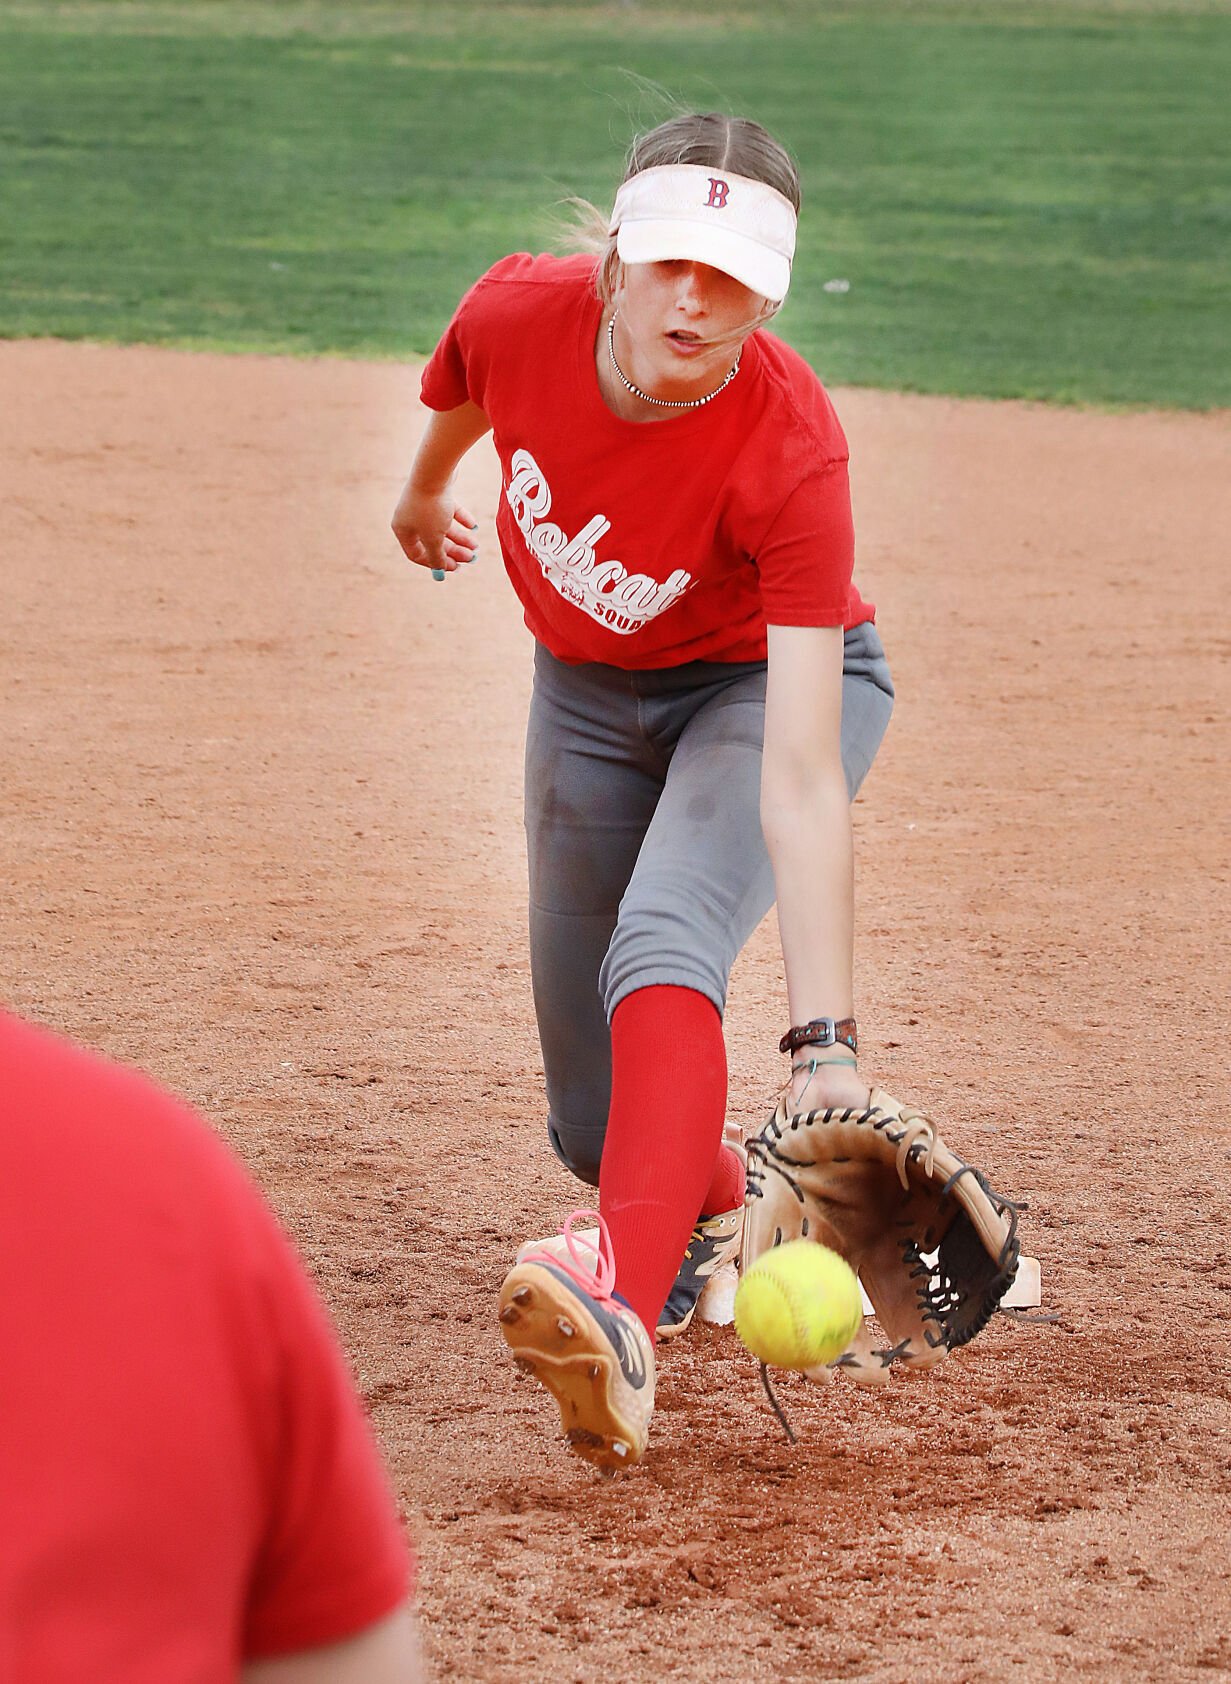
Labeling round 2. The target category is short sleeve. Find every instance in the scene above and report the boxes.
[419,267,504,413]
[242,1218,412,1660]
[753,461,855,627]
[420,306,475,411]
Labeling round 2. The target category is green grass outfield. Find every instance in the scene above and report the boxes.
[1,0,1228,407]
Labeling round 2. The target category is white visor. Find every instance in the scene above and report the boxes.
[609,163,797,303]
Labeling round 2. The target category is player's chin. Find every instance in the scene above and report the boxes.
[653,346,728,395]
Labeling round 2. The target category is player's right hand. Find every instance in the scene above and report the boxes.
[390,481,479,574]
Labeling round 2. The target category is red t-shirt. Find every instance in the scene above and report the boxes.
[420,253,874,668]
[0,1010,411,1682]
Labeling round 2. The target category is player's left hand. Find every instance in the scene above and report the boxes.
[786,1055,868,1113]
[743,1084,1022,1387]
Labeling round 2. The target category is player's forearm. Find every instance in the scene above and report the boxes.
[761,767,855,1023]
[404,401,491,494]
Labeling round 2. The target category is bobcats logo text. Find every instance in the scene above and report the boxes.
[504,449,694,635]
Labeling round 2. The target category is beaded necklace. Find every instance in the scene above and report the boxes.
[607,312,740,410]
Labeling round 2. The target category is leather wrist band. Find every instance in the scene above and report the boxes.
[779,1017,858,1056]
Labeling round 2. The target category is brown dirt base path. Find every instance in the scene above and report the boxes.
[3,339,1230,1681]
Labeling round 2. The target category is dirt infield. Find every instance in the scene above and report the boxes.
[3,339,1229,1681]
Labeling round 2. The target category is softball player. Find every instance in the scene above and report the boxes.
[392,113,895,1469]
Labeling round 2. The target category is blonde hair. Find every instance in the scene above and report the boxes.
[565,112,801,336]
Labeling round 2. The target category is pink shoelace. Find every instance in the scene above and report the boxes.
[520,1208,619,1307]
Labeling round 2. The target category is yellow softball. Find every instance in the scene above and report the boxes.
[734,1240,863,1370]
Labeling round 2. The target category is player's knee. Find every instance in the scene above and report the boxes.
[546,1112,605,1187]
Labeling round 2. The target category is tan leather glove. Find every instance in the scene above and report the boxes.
[744,1088,1022,1386]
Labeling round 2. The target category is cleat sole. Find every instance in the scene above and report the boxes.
[497,1263,648,1470]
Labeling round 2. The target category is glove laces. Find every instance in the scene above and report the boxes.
[892,1107,937,1190]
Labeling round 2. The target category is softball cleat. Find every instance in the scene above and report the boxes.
[515,1212,741,1339]
[656,1204,743,1339]
[517,1143,745,1339]
[498,1211,655,1471]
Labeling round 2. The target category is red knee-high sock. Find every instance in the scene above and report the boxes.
[700,1141,746,1218]
[599,985,727,1341]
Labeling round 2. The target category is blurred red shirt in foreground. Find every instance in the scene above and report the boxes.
[0,1009,412,1681]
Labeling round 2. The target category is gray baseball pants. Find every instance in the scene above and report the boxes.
[525,620,895,1186]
